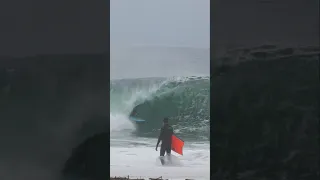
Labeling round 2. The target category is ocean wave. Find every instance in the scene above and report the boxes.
[110,76,210,141]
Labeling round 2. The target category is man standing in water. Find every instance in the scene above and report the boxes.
[156,117,173,165]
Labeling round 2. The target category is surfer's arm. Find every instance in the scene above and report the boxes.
[156,128,163,147]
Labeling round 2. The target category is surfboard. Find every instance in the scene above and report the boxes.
[129,116,146,122]
[171,135,184,155]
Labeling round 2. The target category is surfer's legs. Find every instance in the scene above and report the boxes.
[159,147,166,165]
[160,147,166,156]
[165,146,171,154]
[166,146,172,162]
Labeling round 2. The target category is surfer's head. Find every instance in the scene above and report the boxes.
[163,117,169,125]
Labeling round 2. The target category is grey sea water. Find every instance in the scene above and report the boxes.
[110,46,210,179]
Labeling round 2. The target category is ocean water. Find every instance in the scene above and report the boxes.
[110,76,210,179]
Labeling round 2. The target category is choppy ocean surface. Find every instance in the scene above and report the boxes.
[110,76,210,179]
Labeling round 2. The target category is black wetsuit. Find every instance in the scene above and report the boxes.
[157,124,173,157]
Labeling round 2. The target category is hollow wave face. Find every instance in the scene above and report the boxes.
[110,76,210,141]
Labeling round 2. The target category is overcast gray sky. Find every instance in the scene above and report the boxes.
[110,0,210,48]
[110,0,210,79]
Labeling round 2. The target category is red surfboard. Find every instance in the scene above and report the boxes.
[171,135,184,155]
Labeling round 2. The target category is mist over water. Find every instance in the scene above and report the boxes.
[110,46,210,80]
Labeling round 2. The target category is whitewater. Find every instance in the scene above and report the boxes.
[110,76,210,179]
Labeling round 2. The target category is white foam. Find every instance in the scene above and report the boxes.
[110,79,166,134]
[110,113,136,133]
[110,146,210,180]
[110,76,210,179]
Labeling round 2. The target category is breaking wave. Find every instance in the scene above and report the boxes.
[110,76,210,141]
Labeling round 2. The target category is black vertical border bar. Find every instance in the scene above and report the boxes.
[209,0,219,179]
[209,0,213,178]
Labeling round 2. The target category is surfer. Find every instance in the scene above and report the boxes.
[129,109,138,117]
[155,117,173,165]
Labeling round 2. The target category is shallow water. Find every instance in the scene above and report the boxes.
[110,144,210,179]
[110,76,210,179]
